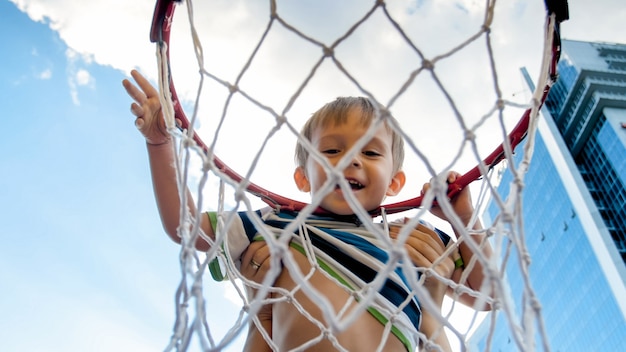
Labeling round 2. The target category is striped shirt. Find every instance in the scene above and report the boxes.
[207,208,451,351]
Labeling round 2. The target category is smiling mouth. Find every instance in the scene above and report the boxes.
[335,179,364,190]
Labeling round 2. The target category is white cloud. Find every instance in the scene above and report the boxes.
[37,68,52,79]
[64,48,95,105]
[75,68,93,86]
[11,0,157,78]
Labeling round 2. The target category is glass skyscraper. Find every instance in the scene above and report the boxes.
[468,40,626,351]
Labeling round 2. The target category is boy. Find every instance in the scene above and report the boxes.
[123,69,492,351]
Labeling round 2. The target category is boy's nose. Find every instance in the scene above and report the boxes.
[350,155,362,168]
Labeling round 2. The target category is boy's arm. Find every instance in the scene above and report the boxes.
[425,172,494,309]
[420,308,453,352]
[242,303,273,352]
[241,241,274,352]
[449,216,493,309]
[389,225,453,352]
[123,70,213,251]
[147,142,213,251]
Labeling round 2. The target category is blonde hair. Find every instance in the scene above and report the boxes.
[295,97,404,173]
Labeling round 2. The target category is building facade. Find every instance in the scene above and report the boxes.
[468,40,626,351]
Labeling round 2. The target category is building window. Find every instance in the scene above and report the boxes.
[575,113,626,260]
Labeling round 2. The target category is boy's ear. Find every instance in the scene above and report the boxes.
[386,170,406,197]
[293,167,311,192]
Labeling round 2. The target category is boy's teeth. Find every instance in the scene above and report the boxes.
[335,179,363,190]
[348,180,363,189]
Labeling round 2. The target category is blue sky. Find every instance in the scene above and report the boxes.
[1,0,624,351]
[0,1,245,351]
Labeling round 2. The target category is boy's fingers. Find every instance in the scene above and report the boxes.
[403,232,443,262]
[121,79,137,99]
[123,79,149,105]
[253,243,270,265]
[130,102,143,117]
[243,241,270,268]
[404,245,428,267]
[418,224,444,243]
[135,118,144,129]
[447,171,461,184]
[131,69,158,97]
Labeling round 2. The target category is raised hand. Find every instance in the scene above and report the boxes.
[423,171,475,225]
[122,70,170,145]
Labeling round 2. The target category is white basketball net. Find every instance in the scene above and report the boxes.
[152,0,559,351]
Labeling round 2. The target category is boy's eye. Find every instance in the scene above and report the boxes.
[322,149,340,155]
[363,150,382,157]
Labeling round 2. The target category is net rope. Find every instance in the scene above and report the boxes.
[152,0,560,350]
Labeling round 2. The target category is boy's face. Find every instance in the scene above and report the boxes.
[294,109,405,215]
